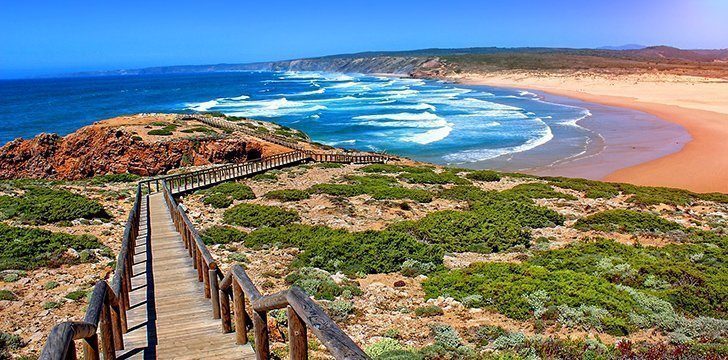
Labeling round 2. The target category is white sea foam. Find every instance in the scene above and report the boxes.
[402,126,453,144]
[443,119,554,162]
[353,112,441,122]
[287,88,326,97]
[518,90,538,97]
[187,100,218,111]
[226,95,250,101]
[558,109,592,128]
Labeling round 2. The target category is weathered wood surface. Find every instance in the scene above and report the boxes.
[118,194,255,359]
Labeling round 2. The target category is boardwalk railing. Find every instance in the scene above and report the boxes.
[40,152,374,359]
[160,172,369,359]
[178,114,305,150]
[39,184,144,360]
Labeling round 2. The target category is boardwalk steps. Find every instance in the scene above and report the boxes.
[39,151,377,360]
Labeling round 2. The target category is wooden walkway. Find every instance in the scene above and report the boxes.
[118,193,255,359]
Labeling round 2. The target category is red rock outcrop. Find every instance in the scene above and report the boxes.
[0,126,273,180]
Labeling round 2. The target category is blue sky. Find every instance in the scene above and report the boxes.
[1,0,727,78]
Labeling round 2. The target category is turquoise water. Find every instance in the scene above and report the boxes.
[0,71,595,167]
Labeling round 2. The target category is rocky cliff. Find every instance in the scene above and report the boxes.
[0,126,268,180]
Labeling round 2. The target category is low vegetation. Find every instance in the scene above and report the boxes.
[390,193,563,253]
[223,203,300,228]
[198,182,255,208]
[200,225,246,245]
[0,187,108,224]
[89,173,140,184]
[284,267,361,300]
[466,170,502,182]
[0,223,104,270]
[309,175,433,203]
[264,189,310,202]
[574,209,685,233]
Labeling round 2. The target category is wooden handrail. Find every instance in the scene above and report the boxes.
[41,145,383,359]
[40,185,144,360]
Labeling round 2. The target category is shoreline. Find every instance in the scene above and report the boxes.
[456,75,728,193]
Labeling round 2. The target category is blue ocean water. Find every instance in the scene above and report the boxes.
[0,71,594,166]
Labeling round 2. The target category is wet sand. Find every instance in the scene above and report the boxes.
[458,74,728,193]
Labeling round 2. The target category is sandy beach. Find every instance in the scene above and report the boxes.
[456,72,728,193]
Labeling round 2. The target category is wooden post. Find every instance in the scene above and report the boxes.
[99,302,116,360]
[253,309,270,360]
[210,270,221,319]
[83,334,100,360]
[233,281,248,344]
[287,306,308,360]
[203,263,211,298]
[221,289,232,332]
[196,252,204,282]
[110,304,124,350]
[65,341,77,360]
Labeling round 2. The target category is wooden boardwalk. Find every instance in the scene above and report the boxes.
[118,193,255,359]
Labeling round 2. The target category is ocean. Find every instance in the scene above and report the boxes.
[0,71,667,173]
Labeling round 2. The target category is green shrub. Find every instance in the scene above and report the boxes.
[324,300,354,321]
[264,189,310,202]
[438,185,491,202]
[0,187,108,224]
[43,301,60,310]
[2,273,19,282]
[244,224,345,249]
[44,281,59,290]
[502,183,577,200]
[202,193,233,208]
[574,209,684,233]
[528,238,727,319]
[200,226,246,245]
[389,196,562,253]
[400,259,438,277]
[223,203,299,228]
[414,305,444,317]
[0,223,104,270]
[285,267,362,301]
[359,164,431,174]
[296,230,443,275]
[0,331,23,359]
[251,173,278,181]
[228,253,248,263]
[365,338,417,360]
[399,170,470,185]
[65,290,88,301]
[466,170,501,182]
[201,182,255,200]
[147,129,173,136]
[546,177,621,199]
[309,175,433,203]
[423,262,638,335]
[89,173,140,184]
[0,290,17,301]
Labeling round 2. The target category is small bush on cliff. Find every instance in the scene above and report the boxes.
[466,170,502,182]
[0,223,104,270]
[202,193,233,208]
[309,175,432,203]
[502,183,577,200]
[243,224,443,275]
[389,195,563,253]
[264,189,310,202]
[0,187,108,224]
[202,182,255,200]
[200,225,246,245]
[199,182,255,208]
[574,209,684,234]
[285,267,361,300]
[223,203,299,228]
[399,170,470,185]
[423,262,636,335]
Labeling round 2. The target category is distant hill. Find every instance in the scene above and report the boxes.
[64,46,728,78]
[598,44,646,50]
